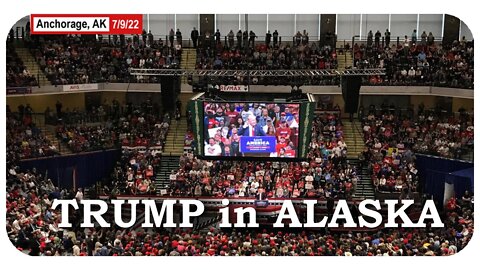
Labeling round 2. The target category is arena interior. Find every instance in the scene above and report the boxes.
[5,14,474,256]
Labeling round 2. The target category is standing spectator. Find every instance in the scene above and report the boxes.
[204,31,212,48]
[227,30,235,48]
[367,30,373,48]
[294,31,302,46]
[214,29,221,45]
[249,30,256,48]
[265,30,272,47]
[411,29,417,45]
[142,29,147,45]
[148,30,154,46]
[25,104,33,117]
[120,34,125,47]
[133,33,139,45]
[18,104,25,120]
[403,35,410,47]
[236,30,243,48]
[191,27,199,48]
[385,29,391,48]
[303,31,309,45]
[374,30,381,48]
[75,188,84,202]
[427,32,435,46]
[169,29,175,47]
[176,29,182,45]
[242,30,248,49]
[273,30,279,46]
[421,31,427,46]
[55,100,62,119]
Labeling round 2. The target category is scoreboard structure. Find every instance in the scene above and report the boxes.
[188,91,316,161]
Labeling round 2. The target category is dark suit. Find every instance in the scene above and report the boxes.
[238,125,266,136]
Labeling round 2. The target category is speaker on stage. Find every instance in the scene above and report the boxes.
[341,76,362,114]
[161,76,180,112]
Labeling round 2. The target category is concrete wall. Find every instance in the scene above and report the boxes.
[452,97,474,112]
[101,92,127,106]
[7,92,86,113]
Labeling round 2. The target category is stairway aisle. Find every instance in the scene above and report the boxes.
[336,50,353,71]
[342,120,364,159]
[180,48,197,84]
[163,118,189,156]
[14,47,50,86]
[155,156,180,193]
[155,117,189,194]
[39,125,73,155]
[348,159,375,199]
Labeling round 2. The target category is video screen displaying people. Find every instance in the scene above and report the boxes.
[203,102,300,158]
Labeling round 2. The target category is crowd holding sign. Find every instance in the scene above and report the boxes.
[203,102,300,158]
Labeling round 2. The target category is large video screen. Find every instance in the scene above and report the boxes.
[203,102,300,158]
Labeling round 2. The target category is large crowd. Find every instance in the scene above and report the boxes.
[359,104,474,193]
[5,104,475,256]
[6,159,474,256]
[5,26,474,257]
[355,33,474,89]
[26,34,182,85]
[6,44,38,87]
[52,99,168,154]
[7,28,473,89]
[54,107,170,194]
[194,29,338,86]
[6,108,58,160]
[109,111,170,195]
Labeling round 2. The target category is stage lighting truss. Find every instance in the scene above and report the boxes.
[129,68,386,77]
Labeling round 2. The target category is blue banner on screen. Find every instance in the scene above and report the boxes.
[240,136,276,153]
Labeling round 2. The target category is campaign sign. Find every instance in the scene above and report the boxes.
[240,136,276,153]
[254,200,269,208]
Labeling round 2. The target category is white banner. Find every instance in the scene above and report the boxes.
[63,83,99,92]
[218,85,249,92]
